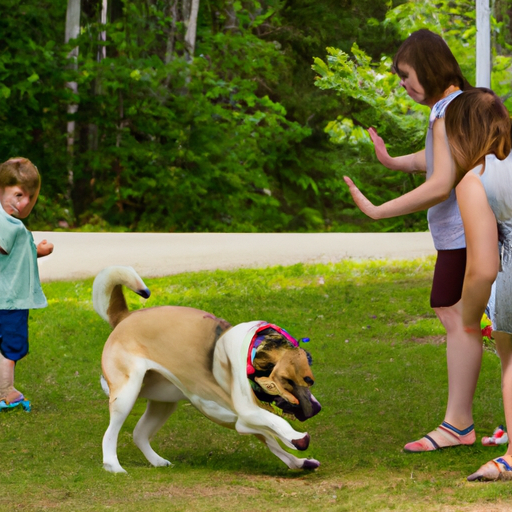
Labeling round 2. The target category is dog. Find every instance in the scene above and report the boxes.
[94,265,321,473]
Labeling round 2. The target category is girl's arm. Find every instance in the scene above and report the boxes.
[368,127,426,173]
[456,172,499,330]
[345,119,455,219]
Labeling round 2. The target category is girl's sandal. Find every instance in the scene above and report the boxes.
[0,396,31,412]
[467,457,512,481]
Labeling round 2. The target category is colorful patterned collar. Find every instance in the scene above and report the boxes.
[246,323,299,376]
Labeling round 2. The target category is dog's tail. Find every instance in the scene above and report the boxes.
[92,266,151,328]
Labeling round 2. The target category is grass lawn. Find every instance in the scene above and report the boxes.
[2,257,512,511]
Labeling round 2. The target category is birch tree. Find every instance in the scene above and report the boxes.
[65,0,81,192]
[183,0,200,60]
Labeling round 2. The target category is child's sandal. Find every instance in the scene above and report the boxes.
[0,395,31,412]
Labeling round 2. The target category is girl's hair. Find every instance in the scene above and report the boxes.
[445,88,511,179]
[393,29,472,102]
[0,157,40,196]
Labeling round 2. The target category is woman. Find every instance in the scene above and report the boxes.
[344,29,479,452]
[445,88,512,481]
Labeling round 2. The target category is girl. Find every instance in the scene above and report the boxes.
[445,88,512,481]
[343,29,479,452]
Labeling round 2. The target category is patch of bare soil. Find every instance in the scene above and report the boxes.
[408,335,446,345]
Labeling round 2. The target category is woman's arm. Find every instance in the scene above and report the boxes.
[345,119,455,219]
[368,127,426,173]
[456,172,499,330]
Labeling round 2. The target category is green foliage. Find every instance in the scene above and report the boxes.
[1,260,509,510]
[2,0,512,233]
[0,0,69,191]
[312,0,512,231]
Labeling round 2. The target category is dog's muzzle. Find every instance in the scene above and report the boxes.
[274,389,321,422]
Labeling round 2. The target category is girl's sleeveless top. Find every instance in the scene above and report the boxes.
[425,90,466,250]
[474,152,512,333]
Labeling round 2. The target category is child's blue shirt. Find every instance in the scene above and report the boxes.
[0,202,47,310]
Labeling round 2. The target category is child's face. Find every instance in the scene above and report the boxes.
[395,63,428,106]
[0,185,39,219]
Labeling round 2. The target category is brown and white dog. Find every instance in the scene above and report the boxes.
[94,266,321,473]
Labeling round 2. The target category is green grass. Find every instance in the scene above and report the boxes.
[2,257,512,511]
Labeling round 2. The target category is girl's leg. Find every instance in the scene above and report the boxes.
[404,300,481,452]
[467,331,512,481]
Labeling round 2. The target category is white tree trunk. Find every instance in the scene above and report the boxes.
[476,0,491,87]
[65,0,81,190]
[184,0,200,60]
[98,0,108,62]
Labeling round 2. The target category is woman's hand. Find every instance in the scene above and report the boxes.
[368,127,392,167]
[343,176,380,219]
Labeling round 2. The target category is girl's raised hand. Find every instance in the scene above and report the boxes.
[368,127,392,167]
[343,176,380,219]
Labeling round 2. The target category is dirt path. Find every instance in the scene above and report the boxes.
[34,231,436,282]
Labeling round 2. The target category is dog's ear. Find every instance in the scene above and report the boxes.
[255,376,300,404]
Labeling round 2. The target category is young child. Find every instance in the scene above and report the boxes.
[0,157,53,411]
[444,88,512,481]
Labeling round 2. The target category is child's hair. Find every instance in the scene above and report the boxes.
[0,157,40,197]
[445,88,512,179]
[392,29,472,102]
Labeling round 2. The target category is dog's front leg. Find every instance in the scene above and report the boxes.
[253,434,320,470]
[230,368,310,452]
[232,384,311,455]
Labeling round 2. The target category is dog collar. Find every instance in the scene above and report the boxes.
[246,322,299,376]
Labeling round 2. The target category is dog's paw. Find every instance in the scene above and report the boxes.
[291,433,310,451]
[151,457,173,468]
[302,458,320,470]
[103,462,128,474]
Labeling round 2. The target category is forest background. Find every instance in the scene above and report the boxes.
[3,0,512,233]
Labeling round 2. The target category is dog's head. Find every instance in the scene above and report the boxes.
[251,332,321,422]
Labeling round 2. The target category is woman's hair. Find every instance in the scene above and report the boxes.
[393,29,471,102]
[0,157,40,196]
[445,88,511,179]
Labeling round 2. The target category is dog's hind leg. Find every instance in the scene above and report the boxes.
[254,434,320,470]
[133,400,178,468]
[102,370,145,473]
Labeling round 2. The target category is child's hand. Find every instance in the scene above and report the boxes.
[37,239,54,257]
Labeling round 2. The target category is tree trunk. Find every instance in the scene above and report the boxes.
[65,0,81,193]
[184,0,200,61]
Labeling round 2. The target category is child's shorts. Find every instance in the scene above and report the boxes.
[430,248,467,308]
[0,309,29,361]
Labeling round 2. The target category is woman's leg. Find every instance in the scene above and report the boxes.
[467,331,512,481]
[439,300,483,429]
[404,299,481,451]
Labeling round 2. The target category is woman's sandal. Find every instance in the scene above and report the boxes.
[0,395,31,412]
[467,457,512,482]
[403,422,475,452]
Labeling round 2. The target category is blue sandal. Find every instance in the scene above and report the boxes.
[0,396,31,412]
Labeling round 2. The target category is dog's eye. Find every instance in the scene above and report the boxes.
[304,377,314,386]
